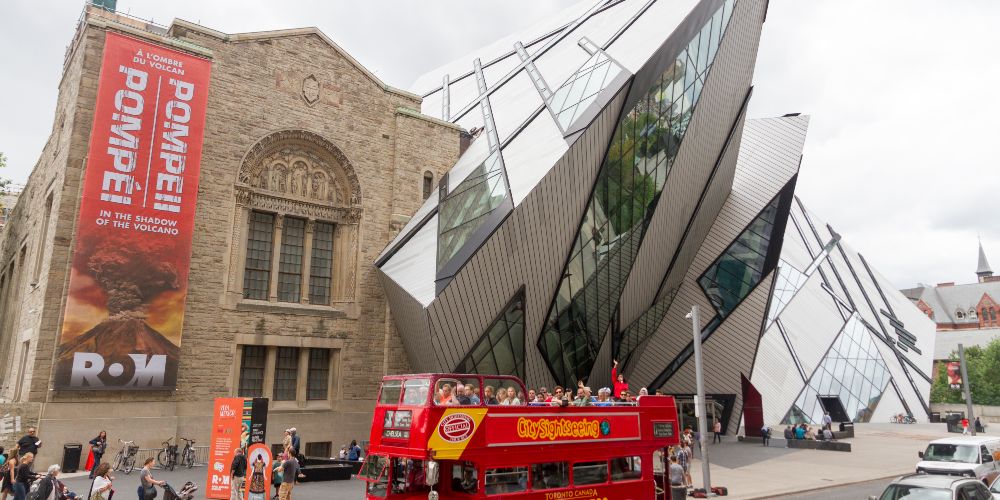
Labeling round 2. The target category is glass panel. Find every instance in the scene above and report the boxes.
[437,151,508,270]
[531,462,569,490]
[781,316,894,424]
[278,217,305,302]
[238,345,266,397]
[380,380,402,405]
[485,467,527,495]
[455,296,525,377]
[610,457,642,482]
[309,222,334,305]
[273,347,299,401]
[243,211,274,300]
[549,51,625,131]
[573,461,608,486]
[401,378,430,406]
[307,348,330,400]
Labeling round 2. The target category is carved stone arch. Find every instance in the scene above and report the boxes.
[239,129,362,206]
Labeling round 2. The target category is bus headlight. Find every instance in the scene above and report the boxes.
[428,491,439,500]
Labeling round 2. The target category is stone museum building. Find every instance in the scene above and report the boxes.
[0,4,460,463]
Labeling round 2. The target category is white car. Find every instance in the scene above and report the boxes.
[916,436,1000,481]
[988,475,1000,499]
[872,473,992,500]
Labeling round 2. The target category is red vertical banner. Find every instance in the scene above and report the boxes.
[245,444,273,500]
[54,31,211,389]
[207,398,244,499]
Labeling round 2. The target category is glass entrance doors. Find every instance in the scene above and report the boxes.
[675,397,725,433]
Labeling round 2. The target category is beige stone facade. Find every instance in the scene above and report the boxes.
[0,6,460,465]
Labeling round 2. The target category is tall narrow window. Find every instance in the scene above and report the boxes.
[273,347,300,401]
[309,222,335,305]
[238,345,266,397]
[278,217,306,302]
[13,341,30,401]
[33,194,53,284]
[422,171,434,200]
[244,212,275,300]
[307,348,331,400]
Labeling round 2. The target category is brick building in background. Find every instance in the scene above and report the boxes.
[0,4,460,464]
[902,241,1000,362]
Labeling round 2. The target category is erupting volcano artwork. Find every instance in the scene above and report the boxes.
[54,32,211,389]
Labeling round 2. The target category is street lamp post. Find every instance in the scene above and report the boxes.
[686,305,712,495]
[958,343,975,436]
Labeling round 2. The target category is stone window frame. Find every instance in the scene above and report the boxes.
[232,334,343,411]
[226,129,363,317]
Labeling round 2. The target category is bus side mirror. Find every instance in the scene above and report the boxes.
[918,451,924,459]
[426,460,439,486]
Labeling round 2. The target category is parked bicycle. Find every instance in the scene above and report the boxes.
[891,414,917,424]
[158,437,179,471]
[112,439,139,474]
[179,437,197,469]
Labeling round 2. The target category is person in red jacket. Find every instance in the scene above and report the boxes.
[612,360,629,400]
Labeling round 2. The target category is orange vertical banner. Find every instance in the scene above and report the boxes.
[245,444,273,500]
[207,398,244,499]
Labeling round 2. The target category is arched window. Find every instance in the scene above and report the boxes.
[956,310,965,319]
[227,130,362,308]
[991,307,997,324]
[422,171,434,201]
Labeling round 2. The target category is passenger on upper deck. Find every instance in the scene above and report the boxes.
[612,359,630,398]
[434,383,458,405]
[464,385,480,405]
[483,386,499,405]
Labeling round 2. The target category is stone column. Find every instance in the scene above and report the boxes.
[268,215,285,302]
[296,347,309,408]
[263,346,278,400]
[300,219,315,304]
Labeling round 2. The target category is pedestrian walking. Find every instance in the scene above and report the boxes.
[678,442,693,488]
[139,458,165,500]
[13,452,39,500]
[667,456,684,487]
[712,420,722,444]
[278,452,299,500]
[975,417,984,433]
[88,431,107,479]
[270,455,284,500]
[230,448,247,500]
[761,425,771,446]
[821,412,833,431]
[1,448,19,500]
[88,463,113,500]
[34,464,64,500]
[16,427,41,458]
[962,418,970,435]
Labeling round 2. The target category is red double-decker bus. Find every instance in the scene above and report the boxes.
[358,374,680,499]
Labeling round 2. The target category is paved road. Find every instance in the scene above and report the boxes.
[59,467,365,500]
[771,478,892,499]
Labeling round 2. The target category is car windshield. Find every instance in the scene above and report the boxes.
[991,477,1000,494]
[923,444,979,463]
[879,484,952,500]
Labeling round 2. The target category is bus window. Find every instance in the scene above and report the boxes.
[379,380,402,405]
[611,456,642,481]
[434,378,461,405]
[573,461,608,486]
[531,462,569,490]
[455,377,481,406]
[401,378,430,405]
[451,462,478,494]
[485,467,527,495]
[391,458,430,494]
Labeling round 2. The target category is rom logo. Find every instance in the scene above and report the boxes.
[70,352,167,387]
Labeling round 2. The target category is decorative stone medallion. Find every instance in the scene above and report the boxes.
[302,74,320,106]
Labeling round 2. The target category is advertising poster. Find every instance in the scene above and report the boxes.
[245,444,273,500]
[207,398,269,500]
[947,361,962,388]
[207,398,244,499]
[53,31,211,389]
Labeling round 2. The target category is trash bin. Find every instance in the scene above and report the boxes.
[62,443,83,473]
[946,414,964,433]
[671,486,687,500]
[930,412,941,423]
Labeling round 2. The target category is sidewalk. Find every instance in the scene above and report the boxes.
[689,423,954,499]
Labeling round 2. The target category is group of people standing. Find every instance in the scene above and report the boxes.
[230,428,304,500]
[661,427,697,491]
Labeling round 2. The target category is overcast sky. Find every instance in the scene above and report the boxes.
[1,0,997,289]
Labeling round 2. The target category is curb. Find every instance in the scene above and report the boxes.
[740,472,909,499]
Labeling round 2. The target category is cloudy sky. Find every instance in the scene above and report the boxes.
[1,0,997,288]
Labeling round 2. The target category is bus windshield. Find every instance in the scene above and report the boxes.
[922,444,979,463]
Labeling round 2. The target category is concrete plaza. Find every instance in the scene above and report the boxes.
[54,422,958,499]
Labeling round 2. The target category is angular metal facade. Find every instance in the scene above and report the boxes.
[378,0,934,433]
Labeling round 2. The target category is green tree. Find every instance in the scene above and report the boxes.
[930,339,1000,405]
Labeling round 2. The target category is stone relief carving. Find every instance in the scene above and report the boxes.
[302,74,320,106]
